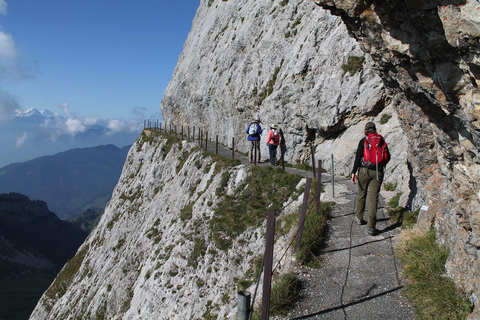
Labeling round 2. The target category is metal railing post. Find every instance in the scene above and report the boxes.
[237,291,251,320]
[317,160,322,213]
[296,177,312,251]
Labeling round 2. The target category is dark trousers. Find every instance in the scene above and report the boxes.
[356,167,384,228]
[268,144,278,165]
[249,140,260,162]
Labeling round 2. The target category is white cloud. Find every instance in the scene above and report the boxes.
[0,31,15,59]
[65,118,86,136]
[15,131,27,148]
[59,103,77,118]
[84,117,97,126]
[0,29,21,79]
[0,1,7,15]
[107,119,127,134]
[0,86,19,120]
[0,2,36,80]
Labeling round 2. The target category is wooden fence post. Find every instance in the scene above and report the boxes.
[261,209,275,320]
[216,135,218,154]
[232,137,235,159]
[311,145,316,177]
[205,131,208,151]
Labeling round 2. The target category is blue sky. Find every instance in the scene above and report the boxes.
[0,0,199,120]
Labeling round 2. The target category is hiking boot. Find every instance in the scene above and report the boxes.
[367,227,379,236]
[354,217,366,225]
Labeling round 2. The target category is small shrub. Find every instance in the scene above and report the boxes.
[270,272,301,316]
[280,0,289,6]
[188,237,206,266]
[387,192,403,208]
[402,208,420,228]
[295,200,333,268]
[383,181,397,191]
[215,171,231,196]
[221,292,229,304]
[180,204,193,221]
[341,56,365,76]
[380,113,392,124]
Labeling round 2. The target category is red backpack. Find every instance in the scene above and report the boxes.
[362,133,389,174]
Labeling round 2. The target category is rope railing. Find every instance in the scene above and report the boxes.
[144,121,334,319]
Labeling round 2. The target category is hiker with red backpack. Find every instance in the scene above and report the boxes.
[351,121,391,235]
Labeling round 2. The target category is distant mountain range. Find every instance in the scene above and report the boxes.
[0,107,146,167]
[0,144,130,220]
[0,193,88,274]
[0,192,88,319]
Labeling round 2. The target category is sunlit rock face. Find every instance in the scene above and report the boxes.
[30,0,480,318]
[161,0,409,223]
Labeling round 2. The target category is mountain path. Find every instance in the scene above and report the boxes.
[277,177,415,320]
[151,129,415,319]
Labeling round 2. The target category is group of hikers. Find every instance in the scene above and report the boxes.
[245,119,390,236]
[245,119,285,166]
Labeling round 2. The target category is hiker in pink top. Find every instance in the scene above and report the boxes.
[266,124,280,166]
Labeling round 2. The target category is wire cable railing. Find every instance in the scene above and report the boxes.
[144,121,333,320]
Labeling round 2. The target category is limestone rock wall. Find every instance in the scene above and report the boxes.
[30,133,302,319]
[161,0,410,214]
[311,0,480,315]
[161,0,390,158]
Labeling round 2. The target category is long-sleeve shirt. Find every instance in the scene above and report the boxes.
[246,123,262,141]
[351,137,391,174]
[266,129,280,145]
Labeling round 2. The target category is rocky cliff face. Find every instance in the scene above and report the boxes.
[162,0,480,314]
[31,132,303,319]
[311,0,480,314]
[161,0,410,223]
